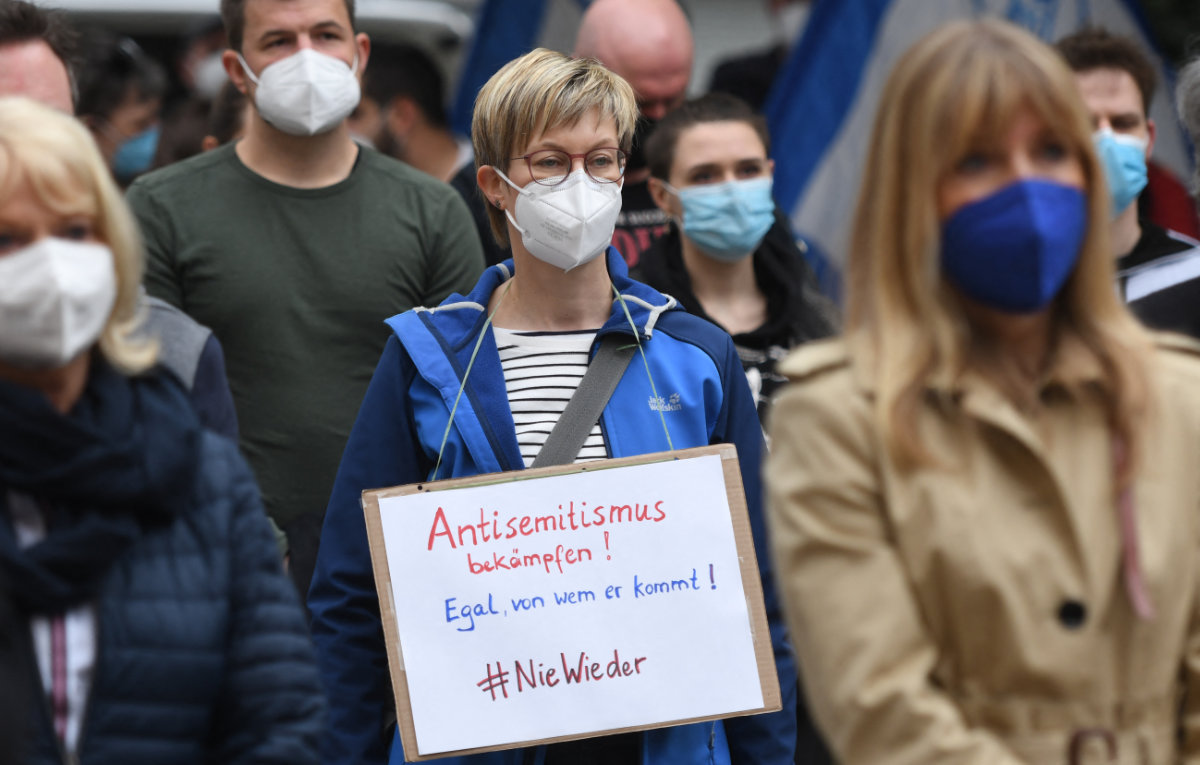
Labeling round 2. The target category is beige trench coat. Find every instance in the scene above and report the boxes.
[765,335,1200,765]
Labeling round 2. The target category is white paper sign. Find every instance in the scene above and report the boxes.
[376,453,765,755]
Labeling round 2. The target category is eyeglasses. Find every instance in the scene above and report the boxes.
[510,148,627,186]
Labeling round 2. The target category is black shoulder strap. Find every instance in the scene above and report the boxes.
[531,333,635,468]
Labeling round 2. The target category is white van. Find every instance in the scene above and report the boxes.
[31,0,477,79]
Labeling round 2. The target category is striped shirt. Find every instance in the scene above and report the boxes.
[494,327,608,468]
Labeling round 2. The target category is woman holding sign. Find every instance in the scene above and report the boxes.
[0,97,323,763]
[766,19,1200,765]
[310,49,798,765]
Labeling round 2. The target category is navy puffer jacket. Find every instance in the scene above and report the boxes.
[2,366,325,765]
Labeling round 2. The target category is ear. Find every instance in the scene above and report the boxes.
[1145,117,1157,158]
[201,135,220,152]
[477,165,507,209]
[647,177,674,214]
[354,32,371,82]
[385,97,418,140]
[223,49,251,96]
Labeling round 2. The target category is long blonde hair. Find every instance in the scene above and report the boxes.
[846,20,1152,478]
[0,96,156,373]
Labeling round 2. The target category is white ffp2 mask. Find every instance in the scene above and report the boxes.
[0,238,116,368]
[496,168,623,271]
[238,48,361,136]
[192,52,229,100]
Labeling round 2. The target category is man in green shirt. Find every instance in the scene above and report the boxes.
[126,0,484,597]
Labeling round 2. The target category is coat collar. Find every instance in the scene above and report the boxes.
[930,331,1107,398]
[809,330,1107,399]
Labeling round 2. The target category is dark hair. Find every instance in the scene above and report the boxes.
[75,29,166,121]
[207,79,248,144]
[220,0,356,52]
[0,0,79,100]
[363,43,447,128]
[644,92,770,181]
[152,97,209,170]
[1055,26,1157,116]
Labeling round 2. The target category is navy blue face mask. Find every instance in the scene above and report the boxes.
[940,179,1087,314]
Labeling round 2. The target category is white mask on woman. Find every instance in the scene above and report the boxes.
[238,48,361,136]
[495,168,623,271]
[0,238,116,368]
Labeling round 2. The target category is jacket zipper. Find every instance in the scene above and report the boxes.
[18,617,67,765]
[46,605,99,765]
[66,603,101,765]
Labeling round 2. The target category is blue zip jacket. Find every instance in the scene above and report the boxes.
[309,249,797,765]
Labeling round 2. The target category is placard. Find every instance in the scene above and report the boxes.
[362,444,780,761]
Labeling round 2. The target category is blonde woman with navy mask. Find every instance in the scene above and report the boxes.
[310,49,798,765]
[766,19,1200,765]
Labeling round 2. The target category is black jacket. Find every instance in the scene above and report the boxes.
[631,212,837,425]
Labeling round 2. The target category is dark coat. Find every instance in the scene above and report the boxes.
[632,212,837,425]
[2,366,325,765]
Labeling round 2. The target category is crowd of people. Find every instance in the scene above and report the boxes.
[2,0,1200,763]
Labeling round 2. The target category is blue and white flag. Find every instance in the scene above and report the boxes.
[766,0,1193,296]
[450,0,550,138]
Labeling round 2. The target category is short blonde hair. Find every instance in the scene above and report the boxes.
[0,96,156,373]
[472,48,637,247]
[845,20,1152,477]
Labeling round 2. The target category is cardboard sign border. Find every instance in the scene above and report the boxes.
[361,443,781,762]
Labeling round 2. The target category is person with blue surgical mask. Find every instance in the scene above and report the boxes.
[76,31,165,187]
[638,93,836,428]
[1056,27,1200,306]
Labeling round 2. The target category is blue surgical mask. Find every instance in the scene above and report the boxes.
[665,177,776,261]
[112,124,160,181]
[1093,128,1147,217]
[941,179,1087,314]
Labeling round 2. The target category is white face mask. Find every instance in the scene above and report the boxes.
[237,48,361,136]
[496,168,623,271]
[192,51,228,100]
[0,238,116,369]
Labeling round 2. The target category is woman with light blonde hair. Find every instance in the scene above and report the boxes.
[766,19,1200,764]
[310,48,799,765]
[0,96,323,764]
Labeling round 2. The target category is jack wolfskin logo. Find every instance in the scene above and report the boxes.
[648,393,682,412]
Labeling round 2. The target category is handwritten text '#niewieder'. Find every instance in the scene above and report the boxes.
[477,648,648,701]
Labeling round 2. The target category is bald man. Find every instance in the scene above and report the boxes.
[575,0,693,267]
